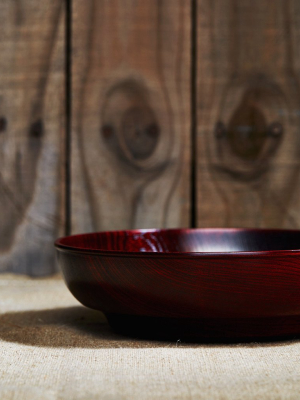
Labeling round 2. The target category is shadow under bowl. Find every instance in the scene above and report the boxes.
[55,228,300,342]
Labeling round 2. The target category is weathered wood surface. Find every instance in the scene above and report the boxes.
[3,0,300,276]
[0,1,65,275]
[197,0,300,228]
[71,0,191,233]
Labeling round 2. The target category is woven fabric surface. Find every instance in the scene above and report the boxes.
[0,275,300,400]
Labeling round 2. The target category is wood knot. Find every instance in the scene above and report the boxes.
[121,106,159,160]
[101,125,114,140]
[215,121,226,139]
[227,105,266,161]
[101,79,169,172]
[213,78,286,180]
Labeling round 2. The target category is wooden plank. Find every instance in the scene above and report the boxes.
[71,0,191,233]
[0,1,65,275]
[197,0,300,228]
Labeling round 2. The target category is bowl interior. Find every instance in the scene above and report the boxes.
[56,229,300,253]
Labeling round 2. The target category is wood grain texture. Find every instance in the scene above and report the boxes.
[197,0,300,228]
[71,0,191,233]
[0,1,65,275]
[56,228,300,340]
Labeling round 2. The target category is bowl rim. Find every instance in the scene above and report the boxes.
[54,228,300,258]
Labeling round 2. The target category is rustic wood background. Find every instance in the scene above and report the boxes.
[1,0,300,276]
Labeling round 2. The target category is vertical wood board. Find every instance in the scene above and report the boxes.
[0,0,65,275]
[197,0,300,228]
[71,0,191,233]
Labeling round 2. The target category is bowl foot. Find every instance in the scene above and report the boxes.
[106,313,300,342]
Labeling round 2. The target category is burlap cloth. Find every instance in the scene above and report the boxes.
[1,275,300,399]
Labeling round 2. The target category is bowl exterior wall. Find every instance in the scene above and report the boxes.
[57,249,300,319]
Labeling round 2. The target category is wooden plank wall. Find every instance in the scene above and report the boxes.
[0,0,65,276]
[1,0,300,275]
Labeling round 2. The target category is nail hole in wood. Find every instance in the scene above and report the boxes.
[0,116,7,132]
[29,119,44,138]
[268,122,283,138]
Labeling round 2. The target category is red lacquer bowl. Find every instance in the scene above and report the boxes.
[55,228,300,341]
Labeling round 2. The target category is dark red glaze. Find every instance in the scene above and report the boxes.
[55,228,300,341]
